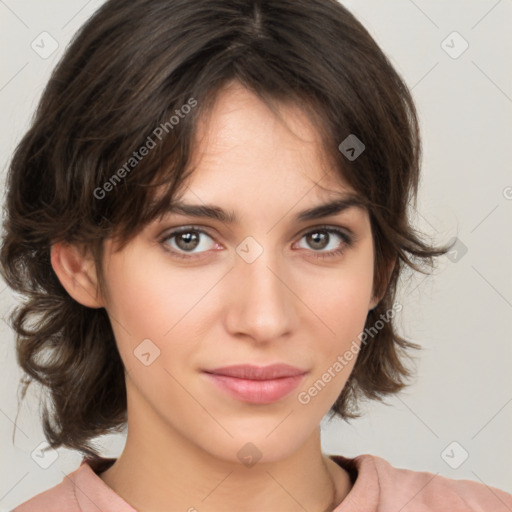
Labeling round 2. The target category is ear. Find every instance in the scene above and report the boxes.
[368,257,396,311]
[50,242,104,308]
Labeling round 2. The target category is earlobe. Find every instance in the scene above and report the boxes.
[368,291,382,311]
[50,242,104,308]
[368,257,396,311]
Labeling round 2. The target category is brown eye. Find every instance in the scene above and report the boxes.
[175,231,200,251]
[305,231,329,250]
[298,228,349,252]
[160,228,216,258]
[295,227,353,260]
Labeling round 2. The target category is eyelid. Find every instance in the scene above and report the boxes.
[295,223,354,240]
[159,224,218,243]
[159,221,354,241]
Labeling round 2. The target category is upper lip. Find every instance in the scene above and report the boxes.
[204,364,307,380]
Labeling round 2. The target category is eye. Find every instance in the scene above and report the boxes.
[159,225,354,261]
[159,227,217,259]
[294,227,353,259]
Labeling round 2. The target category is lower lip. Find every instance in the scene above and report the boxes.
[203,372,306,404]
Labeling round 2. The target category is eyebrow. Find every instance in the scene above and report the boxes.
[162,193,367,224]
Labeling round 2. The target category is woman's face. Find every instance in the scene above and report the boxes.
[100,81,377,464]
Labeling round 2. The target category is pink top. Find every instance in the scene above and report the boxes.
[12,453,512,511]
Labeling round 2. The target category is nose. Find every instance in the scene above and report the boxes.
[223,244,297,344]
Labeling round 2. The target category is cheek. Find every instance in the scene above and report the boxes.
[295,265,373,410]
[104,246,213,337]
[103,248,228,377]
[306,247,374,341]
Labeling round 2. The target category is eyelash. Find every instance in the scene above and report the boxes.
[159,225,353,261]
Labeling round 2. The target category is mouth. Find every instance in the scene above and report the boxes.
[202,364,308,404]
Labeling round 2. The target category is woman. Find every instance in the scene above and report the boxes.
[1,0,510,510]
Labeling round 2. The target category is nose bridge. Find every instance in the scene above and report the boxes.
[225,235,295,341]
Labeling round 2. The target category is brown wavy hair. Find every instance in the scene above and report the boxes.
[0,0,450,458]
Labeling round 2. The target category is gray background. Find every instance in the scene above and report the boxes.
[1,0,511,509]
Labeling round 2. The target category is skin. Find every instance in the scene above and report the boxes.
[51,80,384,512]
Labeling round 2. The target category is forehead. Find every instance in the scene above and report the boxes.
[181,81,354,203]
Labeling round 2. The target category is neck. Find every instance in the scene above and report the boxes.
[99,384,352,512]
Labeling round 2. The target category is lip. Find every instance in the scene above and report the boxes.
[205,364,307,380]
[203,364,308,404]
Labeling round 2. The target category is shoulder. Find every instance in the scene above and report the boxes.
[360,453,512,511]
[332,453,512,511]
[11,456,128,512]
[10,469,80,512]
